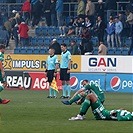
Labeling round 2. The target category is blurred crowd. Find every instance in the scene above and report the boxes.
[0,0,132,55]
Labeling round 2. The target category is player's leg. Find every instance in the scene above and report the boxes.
[60,69,67,98]
[79,93,97,116]
[0,74,10,104]
[66,80,71,98]
[69,93,97,120]
[61,91,86,105]
[53,90,57,98]
[47,70,54,98]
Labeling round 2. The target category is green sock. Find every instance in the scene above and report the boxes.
[0,86,4,92]
[0,98,2,102]
[69,94,82,104]
[80,99,90,116]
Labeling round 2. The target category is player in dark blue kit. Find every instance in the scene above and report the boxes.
[45,48,59,98]
[60,43,71,99]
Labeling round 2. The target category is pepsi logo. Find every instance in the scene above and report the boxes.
[70,76,79,91]
[110,76,121,91]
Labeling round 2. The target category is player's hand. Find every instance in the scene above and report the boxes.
[67,69,70,74]
[2,71,5,78]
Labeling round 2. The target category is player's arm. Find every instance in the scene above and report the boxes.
[70,88,84,99]
[0,60,4,78]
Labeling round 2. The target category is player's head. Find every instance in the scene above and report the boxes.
[61,43,67,52]
[81,80,89,87]
[0,44,5,53]
[49,48,55,55]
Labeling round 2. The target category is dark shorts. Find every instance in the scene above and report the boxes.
[47,70,55,83]
[60,68,70,81]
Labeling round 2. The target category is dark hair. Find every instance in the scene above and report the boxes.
[82,79,89,84]
[110,18,113,21]
[61,43,67,47]
[0,44,5,49]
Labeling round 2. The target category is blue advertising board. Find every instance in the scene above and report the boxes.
[70,73,105,91]
[106,74,133,93]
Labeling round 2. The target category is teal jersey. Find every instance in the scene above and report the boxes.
[110,110,133,121]
[84,83,105,103]
[60,51,71,68]
[46,55,58,70]
[92,100,111,120]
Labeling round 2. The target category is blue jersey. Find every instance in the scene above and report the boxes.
[46,55,58,70]
[60,51,71,68]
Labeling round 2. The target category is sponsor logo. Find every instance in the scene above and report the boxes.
[88,57,117,72]
[70,76,79,91]
[110,76,133,91]
[110,76,121,91]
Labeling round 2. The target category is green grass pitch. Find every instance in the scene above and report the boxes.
[0,90,133,133]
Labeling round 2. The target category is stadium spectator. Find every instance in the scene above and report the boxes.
[125,10,133,37]
[70,40,79,55]
[96,0,104,22]
[31,0,43,28]
[77,0,85,18]
[10,10,18,18]
[43,0,51,26]
[56,0,63,27]
[80,27,92,55]
[4,17,12,46]
[50,0,57,26]
[66,17,75,36]
[85,16,92,29]
[114,16,123,47]
[18,20,29,47]
[11,13,22,28]
[0,26,9,47]
[60,43,71,99]
[21,0,31,25]
[49,39,61,55]
[73,17,81,36]
[94,16,105,43]
[12,24,19,47]
[106,18,115,48]
[85,0,95,25]
[98,41,107,55]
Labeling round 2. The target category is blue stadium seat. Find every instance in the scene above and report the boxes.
[33,47,40,54]
[44,38,50,45]
[20,47,27,54]
[58,38,63,44]
[35,27,42,35]
[31,37,38,46]
[14,47,21,54]
[91,37,98,46]
[38,37,44,46]
[122,47,129,55]
[27,47,34,54]
[115,48,122,55]
[47,27,54,36]
[42,27,48,36]
[63,38,70,45]
[125,38,131,47]
[55,27,60,35]
[107,48,116,55]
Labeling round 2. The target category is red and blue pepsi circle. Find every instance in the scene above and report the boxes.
[70,76,79,91]
[110,76,121,91]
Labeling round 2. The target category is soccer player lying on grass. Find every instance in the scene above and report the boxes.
[0,44,10,104]
[68,93,133,121]
[61,79,105,105]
